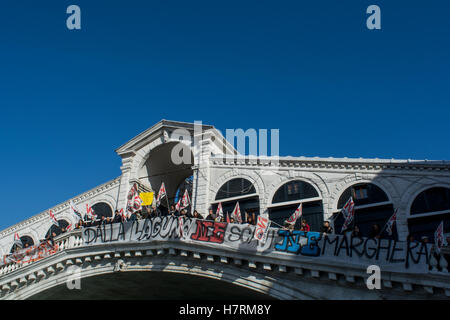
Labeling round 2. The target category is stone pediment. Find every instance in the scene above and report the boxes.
[115,119,236,158]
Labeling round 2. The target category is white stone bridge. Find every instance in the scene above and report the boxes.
[0,217,449,300]
[1,119,449,299]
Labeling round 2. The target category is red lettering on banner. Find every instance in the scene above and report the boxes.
[191,220,226,244]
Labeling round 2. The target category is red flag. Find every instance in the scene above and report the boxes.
[175,197,182,212]
[285,203,302,225]
[385,209,398,236]
[156,182,167,207]
[226,212,230,223]
[178,216,184,238]
[254,214,270,242]
[231,202,242,223]
[341,197,355,219]
[435,221,446,252]
[340,198,355,233]
[216,202,223,220]
[49,210,59,227]
[13,233,22,249]
[181,189,190,209]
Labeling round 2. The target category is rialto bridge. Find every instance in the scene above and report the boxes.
[0,119,449,300]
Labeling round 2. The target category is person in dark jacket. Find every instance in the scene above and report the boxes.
[205,209,215,221]
[351,225,363,238]
[320,221,333,235]
[369,224,381,239]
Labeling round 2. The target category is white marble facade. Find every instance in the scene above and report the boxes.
[1,120,449,253]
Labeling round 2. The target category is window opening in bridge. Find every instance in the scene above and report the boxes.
[212,178,259,223]
[333,183,395,240]
[91,202,113,219]
[408,187,450,244]
[10,235,34,253]
[268,180,323,231]
[45,219,70,239]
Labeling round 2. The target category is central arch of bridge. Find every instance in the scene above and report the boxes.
[138,141,194,209]
[28,271,274,300]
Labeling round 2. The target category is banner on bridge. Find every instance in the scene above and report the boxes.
[82,217,432,274]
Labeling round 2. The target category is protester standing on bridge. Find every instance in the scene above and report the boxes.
[351,225,362,238]
[205,209,215,221]
[320,221,333,235]
[300,219,310,232]
[369,224,381,239]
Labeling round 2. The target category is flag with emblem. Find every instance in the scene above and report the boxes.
[385,209,398,236]
[231,202,242,223]
[70,201,83,221]
[13,233,22,249]
[285,203,302,225]
[156,182,167,207]
[341,197,355,220]
[49,210,59,227]
[216,202,223,221]
[341,198,355,233]
[181,189,190,209]
[435,221,447,252]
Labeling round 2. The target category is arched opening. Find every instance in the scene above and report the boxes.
[333,183,395,239]
[45,219,70,239]
[28,271,275,300]
[10,235,34,253]
[138,141,194,214]
[211,178,259,222]
[408,187,450,243]
[92,202,113,219]
[268,180,323,231]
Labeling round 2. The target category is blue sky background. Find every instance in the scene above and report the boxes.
[0,0,449,230]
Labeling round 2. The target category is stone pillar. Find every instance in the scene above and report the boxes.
[116,153,135,210]
[191,132,212,217]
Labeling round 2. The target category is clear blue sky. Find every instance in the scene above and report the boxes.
[0,1,449,230]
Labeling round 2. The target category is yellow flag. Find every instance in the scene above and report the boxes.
[139,192,154,206]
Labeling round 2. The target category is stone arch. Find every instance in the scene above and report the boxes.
[329,175,397,213]
[402,182,450,219]
[17,254,305,300]
[266,172,330,217]
[9,234,36,253]
[91,201,114,218]
[209,169,266,212]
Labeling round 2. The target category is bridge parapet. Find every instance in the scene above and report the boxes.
[0,218,450,300]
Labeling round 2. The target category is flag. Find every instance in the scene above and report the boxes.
[133,193,143,212]
[86,204,97,220]
[385,209,398,236]
[285,203,303,225]
[70,201,83,221]
[178,216,184,238]
[181,189,190,209]
[175,197,182,212]
[254,214,270,242]
[435,221,446,252]
[216,202,223,220]
[341,199,355,233]
[66,223,73,231]
[117,208,125,219]
[126,183,139,213]
[341,197,355,220]
[156,182,167,207]
[231,202,242,223]
[226,212,230,223]
[49,210,59,227]
[13,233,22,249]
[139,192,154,206]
